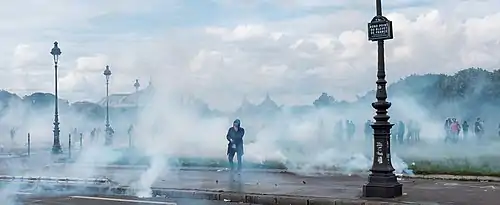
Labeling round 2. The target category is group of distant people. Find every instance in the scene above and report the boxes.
[3,115,498,174]
[443,117,484,143]
[391,120,421,145]
[334,119,422,144]
[334,120,356,140]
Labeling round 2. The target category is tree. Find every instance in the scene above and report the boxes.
[313,92,335,108]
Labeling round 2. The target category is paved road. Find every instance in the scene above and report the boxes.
[3,166,496,205]
[21,195,253,205]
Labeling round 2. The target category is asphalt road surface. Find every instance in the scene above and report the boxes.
[4,165,500,204]
[21,195,255,205]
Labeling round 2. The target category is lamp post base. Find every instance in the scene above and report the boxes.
[51,146,62,155]
[363,174,402,198]
[104,134,112,146]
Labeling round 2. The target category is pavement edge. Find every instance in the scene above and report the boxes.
[145,188,418,205]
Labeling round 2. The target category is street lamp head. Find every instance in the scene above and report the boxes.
[50,41,62,64]
[134,79,140,89]
[103,65,112,80]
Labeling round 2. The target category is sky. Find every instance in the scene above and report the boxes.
[1,0,500,110]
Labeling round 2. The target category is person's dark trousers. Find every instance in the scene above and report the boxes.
[227,143,243,172]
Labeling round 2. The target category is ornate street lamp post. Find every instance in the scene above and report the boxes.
[362,0,402,198]
[50,42,62,154]
[129,79,140,147]
[103,65,113,146]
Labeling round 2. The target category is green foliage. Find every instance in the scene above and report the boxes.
[409,159,500,177]
[313,92,336,108]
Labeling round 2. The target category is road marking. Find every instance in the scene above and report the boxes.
[15,192,32,195]
[70,196,177,204]
[70,196,177,205]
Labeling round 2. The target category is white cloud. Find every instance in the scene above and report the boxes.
[11,44,38,68]
[206,24,270,41]
[0,1,500,109]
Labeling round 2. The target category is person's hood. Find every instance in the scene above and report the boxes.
[233,119,241,127]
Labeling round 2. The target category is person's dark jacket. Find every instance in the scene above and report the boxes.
[462,122,469,132]
[475,121,483,133]
[226,127,245,145]
[398,122,405,135]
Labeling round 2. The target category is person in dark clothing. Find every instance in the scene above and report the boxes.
[10,127,16,142]
[346,120,355,140]
[414,121,421,142]
[128,125,134,137]
[406,120,414,144]
[397,121,405,144]
[444,118,452,143]
[364,120,372,141]
[462,121,469,140]
[474,118,484,140]
[226,119,245,172]
[391,121,398,143]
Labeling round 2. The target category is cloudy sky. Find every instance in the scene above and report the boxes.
[1,0,500,110]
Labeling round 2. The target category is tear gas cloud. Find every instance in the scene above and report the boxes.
[1,68,500,202]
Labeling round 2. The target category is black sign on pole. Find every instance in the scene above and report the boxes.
[368,16,393,41]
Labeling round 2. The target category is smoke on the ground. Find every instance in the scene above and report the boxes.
[1,69,500,202]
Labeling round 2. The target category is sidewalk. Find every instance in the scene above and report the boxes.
[50,163,500,182]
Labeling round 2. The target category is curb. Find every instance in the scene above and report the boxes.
[49,164,500,182]
[95,185,422,205]
[147,188,425,205]
[401,174,500,182]
[1,182,423,205]
[50,164,290,173]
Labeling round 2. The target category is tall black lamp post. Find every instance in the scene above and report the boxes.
[50,42,62,154]
[103,65,113,146]
[133,79,140,112]
[362,0,402,198]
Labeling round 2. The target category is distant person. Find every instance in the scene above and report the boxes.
[10,127,16,142]
[128,124,134,136]
[226,119,245,172]
[450,118,460,143]
[406,120,414,144]
[364,120,372,141]
[346,120,355,140]
[474,118,484,140]
[462,121,469,140]
[128,124,134,146]
[391,122,398,142]
[397,121,405,144]
[413,121,421,142]
[444,118,452,143]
